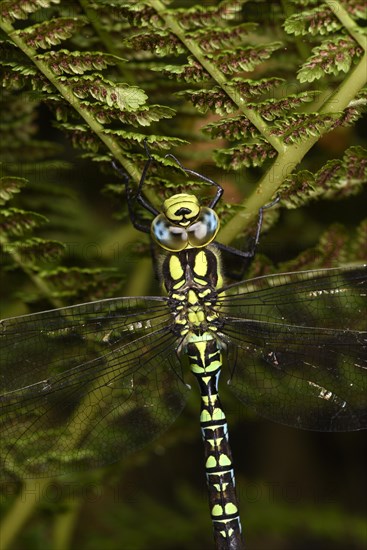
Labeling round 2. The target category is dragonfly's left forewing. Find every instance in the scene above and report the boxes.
[218,266,367,431]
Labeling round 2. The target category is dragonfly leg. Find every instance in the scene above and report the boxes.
[134,141,160,217]
[216,196,280,280]
[165,153,224,209]
[112,141,162,233]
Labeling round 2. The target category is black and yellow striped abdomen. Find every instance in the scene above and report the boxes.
[159,247,244,549]
[187,337,243,549]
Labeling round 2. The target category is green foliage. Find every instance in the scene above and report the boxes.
[36,50,123,75]
[0,176,27,203]
[0,1,366,549]
[297,36,364,82]
[0,0,60,23]
[1,0,365,192]
[0,207,47,236]
[279,146,367,207]
[15,17,88,49]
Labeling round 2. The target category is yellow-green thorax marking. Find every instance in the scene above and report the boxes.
[152,194,244,549]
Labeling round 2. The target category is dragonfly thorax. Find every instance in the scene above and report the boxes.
[160,248,224,342]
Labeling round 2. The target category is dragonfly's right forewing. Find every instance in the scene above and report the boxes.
[0,296,189,478]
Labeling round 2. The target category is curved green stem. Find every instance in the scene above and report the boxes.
[218,52,367,244]
[53,496,82,550]
[0,19,141,184]
[325,0,367,50]
[0,478,51,550]
[0,234,64,310]
[150,0,285,153]
[79,0,136,81]
[280,0,311,59]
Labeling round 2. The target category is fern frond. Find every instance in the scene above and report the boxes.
[0,176,27,204]
[110,3,159,28]
[203,116,258,141]
[36,50,124,76]
[102,130,188,150]
[188,23,257,52]
[176,88,237,115]
[168,1,245,30]
[14,17,87,50]
[329,92,367,129]
[159,57,210,83]
[208,42,282,74]
[214,142,277,170]
[226,77,286,98]
[284,5,342,36]
[279,223,352,271]
[124,30,185,56]
[4,238,65,265]
[61,75,147,110]
[40,267,124,301]
[298,36,364,82]
[78,103,175,128]
[0,208,47,236]
[271,113,338,144]
[0,0,60,24]
[250,92,320,121]
[279,146,367,208]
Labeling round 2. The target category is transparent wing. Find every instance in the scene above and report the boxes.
[218,266,367,431]
[0,297,189,478]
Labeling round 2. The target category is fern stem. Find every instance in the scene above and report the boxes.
[100,225,142,261]
[0,20,141,184]
[0,234,63,309]
[218,52,367,244]
[53,496,82,550]
[78,0,135,80]
[280,0,311,59]
[325,0,367,50]
[149,0,285,153]
[0,478,51,550]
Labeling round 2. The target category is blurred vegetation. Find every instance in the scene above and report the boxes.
[0,0,366,549]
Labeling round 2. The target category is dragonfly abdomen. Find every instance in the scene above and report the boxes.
[187,338,244,549]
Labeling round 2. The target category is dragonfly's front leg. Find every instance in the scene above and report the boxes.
[216,196,279,281]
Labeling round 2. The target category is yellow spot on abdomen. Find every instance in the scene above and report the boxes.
[206,456,217,468]
[212,504,223,517]
[219,454,231,466]
[225,503,238,514]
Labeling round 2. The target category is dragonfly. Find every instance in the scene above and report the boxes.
[1,148,366,550]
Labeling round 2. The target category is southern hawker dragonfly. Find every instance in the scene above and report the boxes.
[1,151,366,549]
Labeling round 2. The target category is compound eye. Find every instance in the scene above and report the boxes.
[187,207,219,247]
[151,214,188,251]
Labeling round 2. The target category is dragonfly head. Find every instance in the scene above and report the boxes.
[163,194,200,225]
[151,193,220,251]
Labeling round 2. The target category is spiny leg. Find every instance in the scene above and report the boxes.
[165,153,224,208]
[216,196,280,281]
[112,141,159,233]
